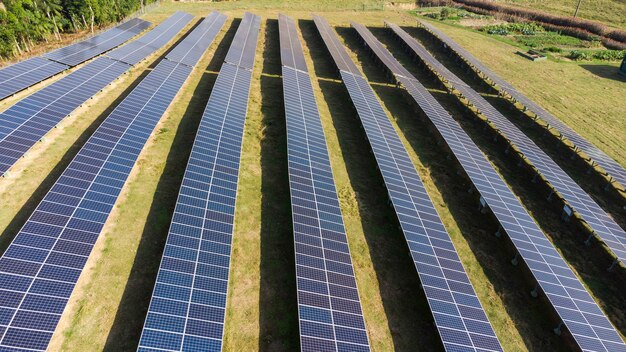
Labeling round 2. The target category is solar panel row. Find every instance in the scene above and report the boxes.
[417,19,626,192]
[0,18,151,101]
[385,22,626,268]
[223,13,261,70]
[0,58,69,101]
[279,14,371,352]
[0,12,193,177]
[107,12,194,66]
[44,17,151,66]
[350,21,626,352]
[0,11,219,352]
[138,12,259,352]
[313,15,503,352]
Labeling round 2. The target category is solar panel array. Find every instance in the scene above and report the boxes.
[351,21,626,352]
[0,58,69,101]
[314,15,503,352]
[417,19,626,191]
[279,14,371,352]
[0,12,192,177]
[107,12,193,66]
[0,18,151,101]
[386,22,626,268]
[138,12,259,352]
[0,12,224,352]
[43,18,151,66]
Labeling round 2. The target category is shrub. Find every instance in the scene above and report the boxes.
[568,50,591,61]
[542,46,562,53]
[568,49,626,61]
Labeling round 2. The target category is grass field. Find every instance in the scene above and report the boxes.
[0,1,624,351]
[497,0,626,29]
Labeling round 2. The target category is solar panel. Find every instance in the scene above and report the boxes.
[43,18,151,66]
[386,22,626,268]
[417,19,626,192]
[107,11,194,66]
[0,58,69,101]
[0,18,151,101]
[279,14,308,72]
[138,13,259,352]
[0,12,221,351]
[223,13,261,70]
[0,12,193,177]
[166,12,228,67]
[351,21,626,352]
[313,15,503,352]
[279,14,371,352]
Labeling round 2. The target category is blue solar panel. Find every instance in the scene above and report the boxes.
[0,19,151,101]
[107,11,194,66]
[0,12,220,351]
[224,13,261,70]
[351,21,626,352]
[137,12,259,352]
[386,22,626,268]
[0,13,193,177]
[166,12,227,67]
[314,15,503,352]
[279,14,371,352]
[417,19,626,192]
[0,58,69,101]
[43,18,151,66]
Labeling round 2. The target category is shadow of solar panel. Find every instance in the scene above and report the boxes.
[352,21,626,352]
[0,13,194,177]
[43,18,151,67]
[108,11,194,66]
[223,13,261,70]
[417,20,626,191]
[0,58,69,101]
[279,14,371,352]
[314,16,503,352]
[138,13,259,352]
[0,12,219,351]
[387,22,626,268]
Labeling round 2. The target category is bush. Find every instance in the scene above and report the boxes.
[568,50,591,61]
[568,49,626,61]
[543,46,562,53]
[481,22,544,35]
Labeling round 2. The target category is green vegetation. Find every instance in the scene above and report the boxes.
[482,22,544,35]
[569,49,626,61]
[0,0,158,59]
[418,6,491,21]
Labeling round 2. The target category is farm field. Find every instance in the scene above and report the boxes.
[0,1,624,351]
[497,0,626,29]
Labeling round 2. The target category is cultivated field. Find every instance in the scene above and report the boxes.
[0,1,624,351]
[497,0,626,29]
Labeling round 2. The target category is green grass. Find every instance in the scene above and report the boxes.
[495,0,626,29]
[0,1,624,352]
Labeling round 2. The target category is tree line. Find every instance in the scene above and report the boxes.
[0,0,157,59]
